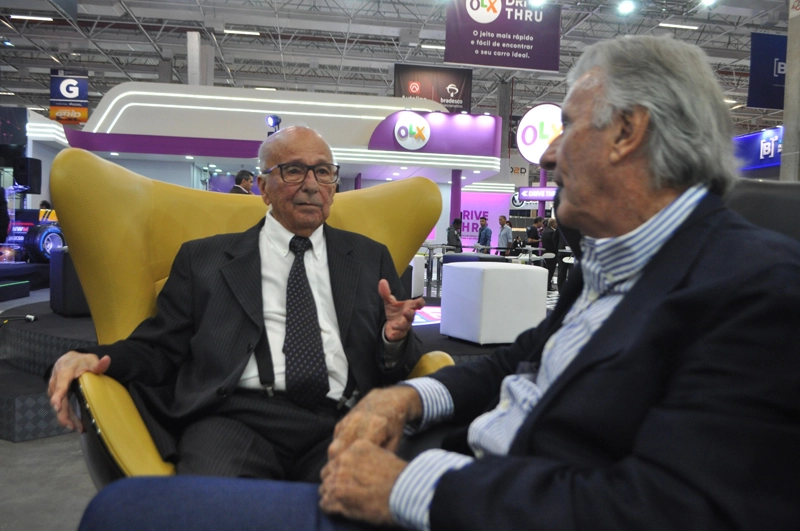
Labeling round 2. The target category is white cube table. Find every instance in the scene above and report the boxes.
[440,262,548,344]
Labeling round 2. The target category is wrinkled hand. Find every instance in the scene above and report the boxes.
[328,386,422,460]
[320,439,407,526]
[379,279,424,342]
[48,351,111,432]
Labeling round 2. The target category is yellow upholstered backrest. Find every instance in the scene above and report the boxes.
[50,148,441,345]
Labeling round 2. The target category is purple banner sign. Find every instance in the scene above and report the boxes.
[444,2,561,72]
[460,192,512,250]
[518,187,556,201]
[368,110,501,157]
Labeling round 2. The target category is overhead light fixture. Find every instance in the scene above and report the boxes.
[224,29,260,36]
[400,167,408,170]
[420,44,446,50]
[658,22,699,30]
[701,0,715,5]
[731,104,745,110]
[10,15,54,21]
[483,112,491,115]
[447,181,452,184]
[461,176,467,179]
[110,152,119,156]
[473,170,481,174]
[202,166,208,170]
[3,41,13,47]
[386,178,393,181]
[266,114,282,131]
[618,1,635,14]
[185,155,194,160]
[209,164,217,168]
[0,91,15,96]
[392,172,400,176]
[724,98,737,104]
[529,0,547,6]
[27,107,46,111]
[460,111,468,114]
[255,87,276,91]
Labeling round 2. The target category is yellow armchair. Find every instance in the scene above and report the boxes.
[49,148,454,488]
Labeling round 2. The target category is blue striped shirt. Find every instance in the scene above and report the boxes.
[389,185,708,531]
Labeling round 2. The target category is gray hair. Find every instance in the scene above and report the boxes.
[568,35,739,195]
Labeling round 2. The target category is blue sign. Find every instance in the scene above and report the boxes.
[747,33,786,110]
[734,126,782,171]
[50,69,88,105]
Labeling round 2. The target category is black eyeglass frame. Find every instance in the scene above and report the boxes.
[262,162,341,184]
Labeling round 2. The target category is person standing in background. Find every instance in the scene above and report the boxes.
[476,216,491,254]
[229,170,255,194]
[497,215,512,256]
[446,219,463,253]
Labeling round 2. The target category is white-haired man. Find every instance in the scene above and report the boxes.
[78,36,800,531]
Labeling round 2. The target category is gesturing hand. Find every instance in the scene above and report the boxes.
[379,279,424,342]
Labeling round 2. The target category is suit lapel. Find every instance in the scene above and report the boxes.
[514,194,727,442]
[220,220,265,329]
[324,225,361,342]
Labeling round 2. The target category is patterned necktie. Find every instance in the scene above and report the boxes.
[284,236,330,409]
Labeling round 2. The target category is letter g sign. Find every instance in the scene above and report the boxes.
[60,79,80,99]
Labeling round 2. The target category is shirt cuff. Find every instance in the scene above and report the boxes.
[389,449,474,531]
[382,324,407,369]
[400,377,454,434]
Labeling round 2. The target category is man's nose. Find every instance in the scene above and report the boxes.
[300,168,320,190]
[539,134,561,171]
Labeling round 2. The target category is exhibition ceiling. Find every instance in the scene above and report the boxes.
[0,0,788,134]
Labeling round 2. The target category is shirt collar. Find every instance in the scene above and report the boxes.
[264,210,325,259]
[579,184,707,294]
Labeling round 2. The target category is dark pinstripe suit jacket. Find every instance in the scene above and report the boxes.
[93,219,422,458]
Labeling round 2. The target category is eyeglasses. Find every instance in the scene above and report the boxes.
[262,163,340,184]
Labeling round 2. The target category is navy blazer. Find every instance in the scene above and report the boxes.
[95,220,421,458]
[428,193,800,530]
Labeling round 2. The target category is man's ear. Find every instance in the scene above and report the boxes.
[609,106,649,164]
[257,175,271,205]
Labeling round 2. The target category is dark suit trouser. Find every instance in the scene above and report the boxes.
[176,391,346,483]
[544,258,557,290]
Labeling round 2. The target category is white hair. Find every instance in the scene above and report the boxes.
[568,35,739,194]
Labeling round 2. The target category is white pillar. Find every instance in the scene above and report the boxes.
[187,31,201,86]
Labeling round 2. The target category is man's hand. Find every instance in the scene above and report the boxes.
[48,351,111,432]
[379,279,424,342]
[328,386,422,460]
[319,439,407,526]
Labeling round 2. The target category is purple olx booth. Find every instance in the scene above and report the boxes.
[367,110,503,246]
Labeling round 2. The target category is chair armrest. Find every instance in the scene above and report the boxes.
[408,351,455,379]
[77,372,175,477]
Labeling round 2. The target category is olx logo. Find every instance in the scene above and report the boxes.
[467,0,501,23]
[394,112,430,151]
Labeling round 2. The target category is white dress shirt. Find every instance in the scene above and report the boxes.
[238,211,349,400]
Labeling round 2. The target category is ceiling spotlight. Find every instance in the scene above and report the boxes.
[700,0,715,5]
[400,167,408,170]
[255,87,276,91]
[0,91,15,96]
[185,156,194,160]
[392,172,400,176]
[386,178,393,181]
[461,176,467,179]
[473,170,481,174]
[618,1,635,14]
[420,44,446,50]
[208,164,217,168]
[110,152,119,156]
[529,0,547,6]
[266,114,282,131]
[460,111,468,114]
[3,41,13,47]
[723,98,737,104]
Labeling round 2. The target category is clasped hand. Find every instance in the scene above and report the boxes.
[320,386,423,525]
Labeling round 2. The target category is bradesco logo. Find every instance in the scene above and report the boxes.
[516,103,562,164]
[394,111,430,151]
[467,0,501,23]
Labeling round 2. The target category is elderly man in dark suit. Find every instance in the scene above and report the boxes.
[49,126,424,482]
[77,36,800,531]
